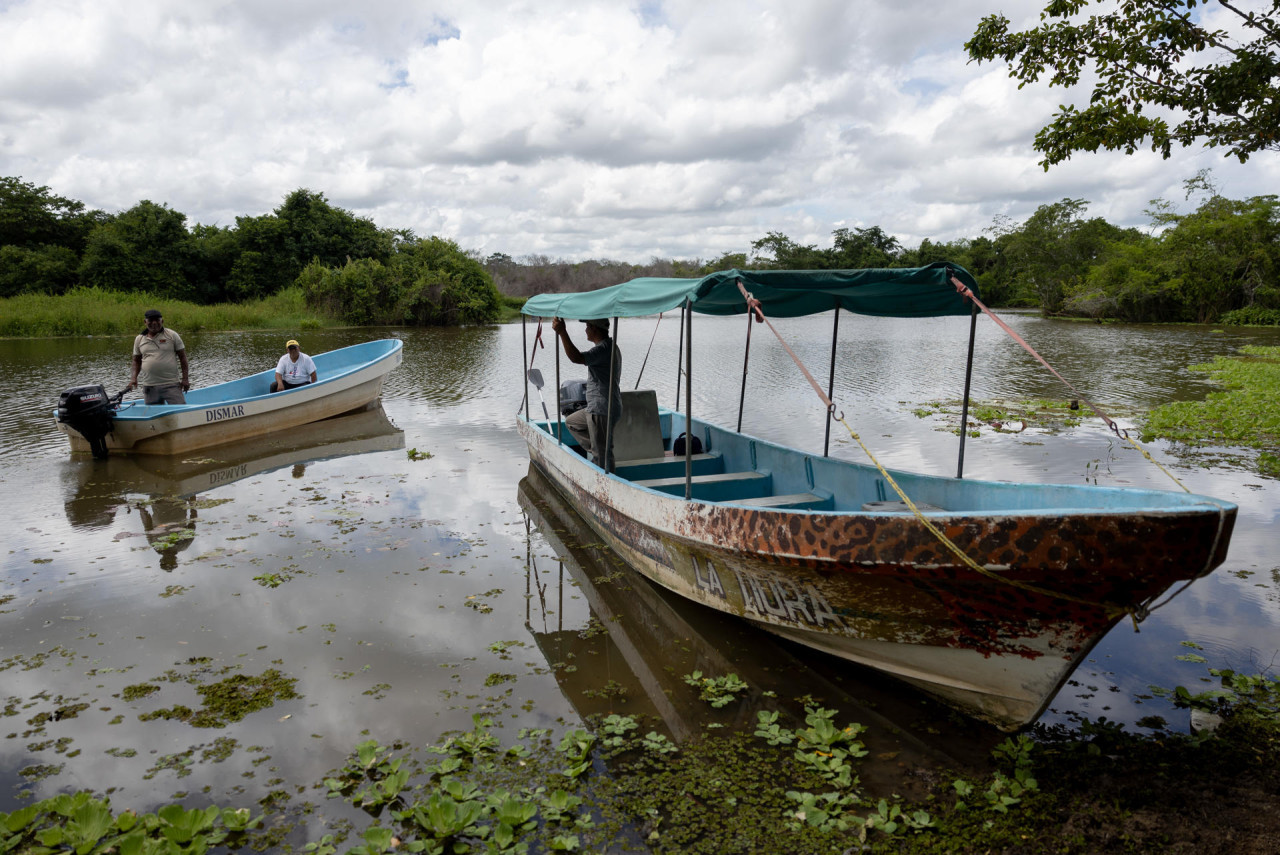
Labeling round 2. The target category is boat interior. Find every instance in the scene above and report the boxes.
[114,340,400,416]
[525,390,1219,515]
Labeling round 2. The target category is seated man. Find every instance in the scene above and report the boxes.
[550,317,622,471]
[271,339,318,392]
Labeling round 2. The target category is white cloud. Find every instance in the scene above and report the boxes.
[0,0,1270,262]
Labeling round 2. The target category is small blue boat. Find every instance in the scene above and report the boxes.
[57,339,403,456]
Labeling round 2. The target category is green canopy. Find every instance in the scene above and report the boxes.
[521,262,981,320]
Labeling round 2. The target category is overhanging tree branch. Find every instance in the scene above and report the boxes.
[966,0,1280,166]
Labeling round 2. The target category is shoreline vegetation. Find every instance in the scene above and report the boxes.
[0,286,531,339]
[0,285,330,339]
[1143,345,1280,478]
[4,172,1279,333]
[3,656,1277,854]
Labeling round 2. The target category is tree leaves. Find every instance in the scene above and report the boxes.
[966,0,1280,167]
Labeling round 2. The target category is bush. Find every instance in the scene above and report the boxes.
[299,237,502,326]
[1218,306,1280,326]
[0,244,79,296]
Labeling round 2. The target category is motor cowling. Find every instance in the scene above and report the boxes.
[57,385,117,459]
[559,379,587,416]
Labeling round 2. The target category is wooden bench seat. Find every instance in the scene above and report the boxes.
[735,492,833,511]
[634,470,772,502]
[615,452,721,481]
[860,500,945,513]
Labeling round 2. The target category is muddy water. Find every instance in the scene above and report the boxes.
[2,316,1278,823]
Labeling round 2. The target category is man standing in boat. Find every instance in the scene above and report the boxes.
[551,317,622,472]
[128,309,189,404]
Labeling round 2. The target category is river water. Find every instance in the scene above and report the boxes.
[1,315,1278,825]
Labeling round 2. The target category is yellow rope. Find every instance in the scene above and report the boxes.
[1121,434,1191,492]
[831,413,1132,620]
[729,279,1133,620]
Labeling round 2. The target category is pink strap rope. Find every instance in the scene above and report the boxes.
[737,281,841,418]
[950,275,1125,439]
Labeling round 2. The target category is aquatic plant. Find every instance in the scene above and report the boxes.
[1155,661,1280,731]
[598,714,639,749]
[557,728,596,778]
[1144,345,1280,475]
[0,792,260,854]
[754,710,795,746]
[682,670,748,708]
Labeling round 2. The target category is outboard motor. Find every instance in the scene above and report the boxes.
[57,385,123,460]
[559,379,587,416]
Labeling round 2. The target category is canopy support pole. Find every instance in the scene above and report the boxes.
[522,315,529,421]
[684,299,693,501]
[605,317,618,473]
[736,308,755,433]
[635,312,662,390]
[555,335,562,446]
[823,303,840,458]
[956,302,979,478]
[675,306,685,408]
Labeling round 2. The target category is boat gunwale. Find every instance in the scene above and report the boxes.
[518,409,1237,518]
[99,339,402,424]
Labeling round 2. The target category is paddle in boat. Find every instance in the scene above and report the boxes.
[56,339,403,457]
[515,264,1238,730]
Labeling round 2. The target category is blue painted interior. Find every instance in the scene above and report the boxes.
[112,340,402,422]
[523,406,1234,516]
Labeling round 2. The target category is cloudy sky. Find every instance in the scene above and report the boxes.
[1,0,1271,263]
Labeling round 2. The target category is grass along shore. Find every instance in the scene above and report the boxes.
[0,286,336,338]
[0,288,529,338]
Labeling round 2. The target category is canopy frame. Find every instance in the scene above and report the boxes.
[521,263,985,488]
[521,262,982,322]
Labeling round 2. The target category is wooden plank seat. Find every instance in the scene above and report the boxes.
[614,452,722,481]
[735,492,834,511]
[634,470,772,502]
[861,500,945,513]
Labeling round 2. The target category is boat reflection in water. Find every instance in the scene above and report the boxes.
[518,465,1003,790]
[62,406,404,570]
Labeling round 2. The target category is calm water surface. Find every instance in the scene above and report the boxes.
[2,315,1278,829]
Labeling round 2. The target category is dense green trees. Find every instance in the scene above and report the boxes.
[79,200,194,297]
[0,180,500,325]
[958,2,1277,319]
[0,177,103,297]
[1067,178,1280,323]
[484,182,1278,326]
[999,198,1143,314]
[3,174,1277,326]
[749,226,903,270]
[299,236,501,327]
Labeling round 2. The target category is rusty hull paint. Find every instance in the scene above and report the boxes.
[519,418,1233,728]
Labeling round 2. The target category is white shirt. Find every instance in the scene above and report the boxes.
[275,352,317,385]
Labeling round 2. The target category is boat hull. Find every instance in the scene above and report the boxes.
[518,415,1236,729]
[57,340,402,456]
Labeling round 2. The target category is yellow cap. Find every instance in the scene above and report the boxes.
[286,340,299,348]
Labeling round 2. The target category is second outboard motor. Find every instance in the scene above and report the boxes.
[57,385,121,460]
[559,379,587,416]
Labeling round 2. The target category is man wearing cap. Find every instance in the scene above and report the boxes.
[128,309,189,404]
[551,317,622,471]
[271,340,318,392]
